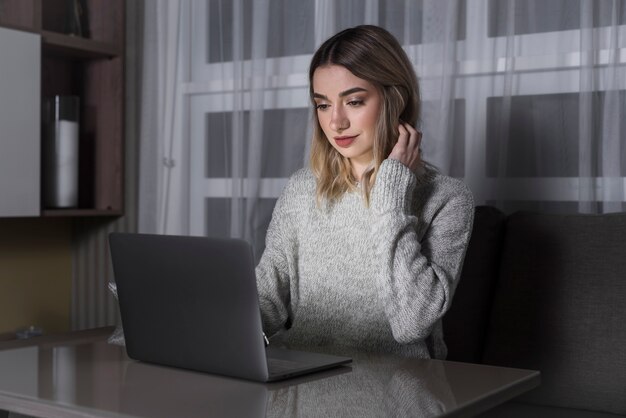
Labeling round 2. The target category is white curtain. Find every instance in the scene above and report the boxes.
[137,0,189,235]
[136,0,626,255]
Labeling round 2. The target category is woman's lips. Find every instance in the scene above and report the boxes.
[334,135,357,148]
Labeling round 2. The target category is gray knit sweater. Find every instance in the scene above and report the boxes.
[256,158,474,359]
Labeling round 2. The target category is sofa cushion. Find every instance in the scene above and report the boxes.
[482,211,626,415]
[444,206,506,363]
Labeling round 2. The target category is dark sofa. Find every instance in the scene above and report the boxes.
[443,206,626,417]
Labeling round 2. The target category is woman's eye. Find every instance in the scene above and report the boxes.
[347,100,364,107]
[316,103,330,111]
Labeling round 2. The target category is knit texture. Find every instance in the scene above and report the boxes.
[256,158,474,359]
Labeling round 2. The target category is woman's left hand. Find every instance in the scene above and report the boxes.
[388,122,422,172]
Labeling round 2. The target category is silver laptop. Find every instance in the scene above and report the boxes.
[109,232,351,382]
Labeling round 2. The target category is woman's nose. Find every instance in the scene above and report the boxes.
[329,107,349,132]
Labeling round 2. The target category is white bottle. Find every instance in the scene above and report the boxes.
[43,95,80,208]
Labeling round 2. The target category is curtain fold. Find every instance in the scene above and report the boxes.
[577,0,624,213]
[138,0,191,235]
[418,0,461,174]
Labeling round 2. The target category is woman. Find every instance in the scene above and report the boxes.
[256,25,474,359]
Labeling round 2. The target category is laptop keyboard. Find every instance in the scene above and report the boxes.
[267,357,310,374]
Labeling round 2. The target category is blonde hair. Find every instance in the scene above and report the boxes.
[309,25,421,206]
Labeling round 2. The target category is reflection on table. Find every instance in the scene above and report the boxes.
[0,335,539,418]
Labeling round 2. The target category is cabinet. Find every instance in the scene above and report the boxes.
[0,26,40,217]
[0,0,124,217]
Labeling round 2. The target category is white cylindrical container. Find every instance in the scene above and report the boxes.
[43,95,80,208]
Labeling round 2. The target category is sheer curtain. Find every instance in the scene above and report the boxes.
[487,0,625,214]
[136,0,626,257]
[137,0,190,235]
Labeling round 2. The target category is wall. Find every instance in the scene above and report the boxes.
[0,218,72,336]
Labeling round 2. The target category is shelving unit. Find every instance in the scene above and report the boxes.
[0,0,125,217]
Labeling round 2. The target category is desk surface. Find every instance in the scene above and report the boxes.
[0,328,539,418]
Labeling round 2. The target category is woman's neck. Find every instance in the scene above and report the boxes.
[350,159,371,181]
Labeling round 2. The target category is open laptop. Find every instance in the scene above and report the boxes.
[108,232,351,382]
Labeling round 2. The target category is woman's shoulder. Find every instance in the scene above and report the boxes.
[284,167,316,196]
[417,165,474,209]
[274,167,316,216]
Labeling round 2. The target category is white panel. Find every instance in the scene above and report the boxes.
[0,27,41,216]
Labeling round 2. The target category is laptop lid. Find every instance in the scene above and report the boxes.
[109,233,270,382]
[110,232,351,382]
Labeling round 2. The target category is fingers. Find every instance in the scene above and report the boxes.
[402,122,421,150]
[390,122,423,172]
[397,123,409,148]
[400,122,421,163]
[397,123,419,149]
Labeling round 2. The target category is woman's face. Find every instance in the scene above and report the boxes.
[312,65,382,178]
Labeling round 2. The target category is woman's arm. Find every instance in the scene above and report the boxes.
[371,158,474,344]
[255,178,300,337]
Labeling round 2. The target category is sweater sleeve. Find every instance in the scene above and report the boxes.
[255,177,299,338]
[370,158,474,345]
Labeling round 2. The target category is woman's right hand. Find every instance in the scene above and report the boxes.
[388,122,422,172]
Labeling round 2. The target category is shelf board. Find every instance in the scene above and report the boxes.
[0,25,121,59]
[42,208,123,218]
[41,30,120,59]
[0,22,38,35]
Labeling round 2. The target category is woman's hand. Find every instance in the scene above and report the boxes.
[389,122,422,172]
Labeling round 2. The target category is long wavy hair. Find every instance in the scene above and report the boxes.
[309,25,421,206]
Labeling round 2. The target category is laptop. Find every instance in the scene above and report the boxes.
[108,232,352,382]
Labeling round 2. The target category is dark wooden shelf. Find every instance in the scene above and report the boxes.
[0,25,121,59]
[41,30,120,59]
[1,0,125,219]
[42,208,123,218]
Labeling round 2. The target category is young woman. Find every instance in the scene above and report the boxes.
[256,25,474,359]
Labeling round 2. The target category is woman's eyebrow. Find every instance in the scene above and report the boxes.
[339,87,367,97]
[313,87,368,101]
